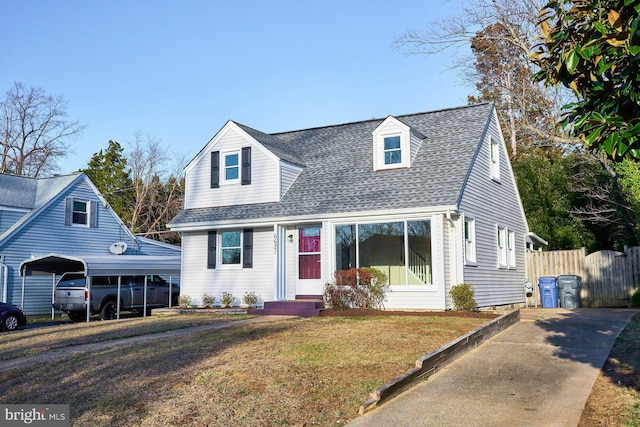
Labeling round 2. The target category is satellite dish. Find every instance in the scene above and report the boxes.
[109,241,128,255]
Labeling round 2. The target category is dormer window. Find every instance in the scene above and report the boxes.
[383,136,402,165]
[372,116,421,171]
[223,151,240,183]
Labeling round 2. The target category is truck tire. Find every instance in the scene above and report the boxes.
[67,311,86,322]
[3,314,19,331]
[100,301,117,320]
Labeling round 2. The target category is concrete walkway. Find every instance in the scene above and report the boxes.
[348,308,638,427]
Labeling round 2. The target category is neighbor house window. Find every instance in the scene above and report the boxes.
[64,197,96,227]
[72,200,88,225]
[490,138,500,180]
[383,136,402,165]
[508,230,516,268]
[223,151,240,184]
[497,226,508,268]
[464,219,476,264]
[335,220,432,286]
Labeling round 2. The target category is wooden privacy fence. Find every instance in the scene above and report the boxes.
[526,246,640,307]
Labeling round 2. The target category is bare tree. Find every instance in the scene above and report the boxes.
[0,82,84,177]
[395,0,570,158]
[127,132,184,243]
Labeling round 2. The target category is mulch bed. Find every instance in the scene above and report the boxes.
[319,308,499,319]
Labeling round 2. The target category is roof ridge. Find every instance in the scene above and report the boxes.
[271,102,493,136]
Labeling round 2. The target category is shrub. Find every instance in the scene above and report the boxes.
[221,292,234,308]
[360,267,389,310]
[242,291,259,308]
[323,268,389,310]
[178,295,193,308]
[449,283,476,311]
[201,293,216,308]
[632,288,640,308]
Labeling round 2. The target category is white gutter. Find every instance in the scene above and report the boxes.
[169,205,459,232]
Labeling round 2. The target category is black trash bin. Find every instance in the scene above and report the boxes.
[557,275,581,309]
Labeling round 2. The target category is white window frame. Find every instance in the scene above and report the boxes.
[464,218,477,265]
[507,230,516,268]
[497,225,508,268]
[382,135,402,166]
[221,150,240,185]
[219,229,242,268]
[490,138,500,181]
[72,199,89,226]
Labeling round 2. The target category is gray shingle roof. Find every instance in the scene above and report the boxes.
[170,103,494,226]
[0,173,82,242]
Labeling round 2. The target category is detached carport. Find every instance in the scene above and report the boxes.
[20,253,181,322]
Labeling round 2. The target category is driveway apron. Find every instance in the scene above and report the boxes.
[348,308,638,427]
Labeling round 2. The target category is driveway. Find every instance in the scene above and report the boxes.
[348,308,638,427]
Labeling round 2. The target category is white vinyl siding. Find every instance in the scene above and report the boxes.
[181,228,275,306]
[410,131,424,164]
[185,126,280,209]
[458,109,527,308]
[280,163,303,199]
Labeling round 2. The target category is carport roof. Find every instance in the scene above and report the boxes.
[20,253,181,276]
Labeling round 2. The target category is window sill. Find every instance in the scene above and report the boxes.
[464,261,478,267]
[389,284,438,292]
[218,264,243,270]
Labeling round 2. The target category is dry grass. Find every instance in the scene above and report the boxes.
[580,312,640,427]
[0,313,490,426]
[0,313,251,361]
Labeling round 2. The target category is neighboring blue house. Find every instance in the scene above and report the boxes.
[169,103,536,312]
[0,172,181,314]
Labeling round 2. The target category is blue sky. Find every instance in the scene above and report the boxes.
[3,0,472,175]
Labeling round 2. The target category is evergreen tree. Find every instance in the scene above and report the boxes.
[83,141,134,226]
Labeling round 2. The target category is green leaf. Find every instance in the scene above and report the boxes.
[594,22,607,35]
[601,133,617,155]
[584,126,604,144]
[566,49,580,74]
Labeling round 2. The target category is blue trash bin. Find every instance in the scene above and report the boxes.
[538,276,558,308]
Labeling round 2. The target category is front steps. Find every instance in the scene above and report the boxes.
[247,295,324,317]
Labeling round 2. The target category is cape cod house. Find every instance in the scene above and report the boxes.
[0,172,180,314]
[168,103,532,312]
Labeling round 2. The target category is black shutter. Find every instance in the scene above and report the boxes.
[241,146,251,185]
[89,201,98,228]
[64,197,73,226]
[243,228,253,268]
[207,231,217,269]
[211,151,220,188]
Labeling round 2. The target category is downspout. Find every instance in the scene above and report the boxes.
[0,262,7,303]
[445,210,460,306]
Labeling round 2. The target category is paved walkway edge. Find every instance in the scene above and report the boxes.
[359,309,521,414]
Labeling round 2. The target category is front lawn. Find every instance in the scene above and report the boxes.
[0,312,491,426]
